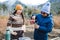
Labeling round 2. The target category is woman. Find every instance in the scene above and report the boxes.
[7,4,25,40]
[31,2,54,40]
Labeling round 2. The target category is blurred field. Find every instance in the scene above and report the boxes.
[0,15,60,40]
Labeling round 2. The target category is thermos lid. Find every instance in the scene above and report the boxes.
[6,26,11,31]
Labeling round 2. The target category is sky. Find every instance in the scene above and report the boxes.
[0,0,48,5]
[19,0,48,5]
[0,0,7,2]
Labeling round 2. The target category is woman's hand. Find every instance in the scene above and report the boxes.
[11,32,17,35]
[34,24,39,29]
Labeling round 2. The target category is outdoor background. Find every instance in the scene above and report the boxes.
[0,0,60,40]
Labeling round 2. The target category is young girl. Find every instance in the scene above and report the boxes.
[7,4,25,40]
[31,2,54,40]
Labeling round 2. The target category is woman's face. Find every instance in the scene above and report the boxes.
[41,11,48,17]
[16,10,22,15]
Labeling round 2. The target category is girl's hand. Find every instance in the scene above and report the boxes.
[30,19,35,24]
[30,15,36,24]
[34,24,39,29]
[11,32,17,35]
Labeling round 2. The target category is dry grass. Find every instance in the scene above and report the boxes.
[53,16,60,29]
[0,16,9,34]
[0,15,60,33]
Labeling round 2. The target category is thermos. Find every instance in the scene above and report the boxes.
[5,27,11,40]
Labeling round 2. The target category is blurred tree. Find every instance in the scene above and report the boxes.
[2,4,7,11]
[0,4,7,11]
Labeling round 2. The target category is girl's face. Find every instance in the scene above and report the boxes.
[41,11,48,17]
[16,10,22,15]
